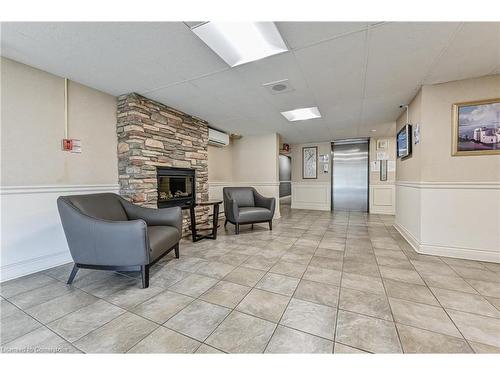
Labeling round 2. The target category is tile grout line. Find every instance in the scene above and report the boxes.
[162,228,303,353]
[377,218,407,353]
[331,212,349,353]
[3,208,497,354]
[385,221,477,353]
[405,266,477,353]
[263,220,325,353]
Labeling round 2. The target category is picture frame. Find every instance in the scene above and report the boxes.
[452,98,500,156]
[376,139,388,150]
[302,146,318,179]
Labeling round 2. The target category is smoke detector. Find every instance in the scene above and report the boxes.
[262,79,295,95]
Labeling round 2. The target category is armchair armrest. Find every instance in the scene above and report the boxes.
[253,189,276,214]
[57,198,149,266]
[119,197,182,234]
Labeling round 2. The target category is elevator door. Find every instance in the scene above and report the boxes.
[332,140,369,212]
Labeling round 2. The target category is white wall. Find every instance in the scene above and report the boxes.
[207,133,281,218]
[290,142,332,211]
[1,58,119,281]
[369,135,397,215]
[395,75,500,263]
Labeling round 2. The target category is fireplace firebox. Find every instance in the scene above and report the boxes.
[157,167,195,208]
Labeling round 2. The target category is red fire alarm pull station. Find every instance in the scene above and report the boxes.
[62,139,82,153]
[62,139,73,151]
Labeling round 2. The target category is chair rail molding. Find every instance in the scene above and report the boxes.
[395,180,500,263]
[0,183,120,282]
[395,181,500,189]
[0,184,120,195]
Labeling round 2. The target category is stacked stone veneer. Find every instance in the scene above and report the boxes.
[116,93,209,236]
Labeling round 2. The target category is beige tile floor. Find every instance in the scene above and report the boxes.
[1,206,500,353]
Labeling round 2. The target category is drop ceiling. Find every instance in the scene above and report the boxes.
[1,22,499,143]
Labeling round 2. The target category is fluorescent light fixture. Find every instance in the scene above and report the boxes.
[281,107,322,122]
[191,22,288,67]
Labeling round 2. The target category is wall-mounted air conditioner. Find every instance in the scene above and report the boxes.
[208,128,230,147]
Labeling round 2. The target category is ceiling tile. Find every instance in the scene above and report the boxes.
[364,22,460,98]
[1,22,228,95]
[424,22,500,84]
[361,89,416,125]
[2,21,498,143]
[277,22,369,50]
[294,31,367,106]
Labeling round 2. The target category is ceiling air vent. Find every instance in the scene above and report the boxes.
[262,79,295,95]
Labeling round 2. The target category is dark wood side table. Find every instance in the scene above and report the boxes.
[183,200,222,242]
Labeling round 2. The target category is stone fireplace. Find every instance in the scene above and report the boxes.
[116,93,209,235]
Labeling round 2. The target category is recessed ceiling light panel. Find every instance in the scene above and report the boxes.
[281,107,322,122]
[191,22,288,67]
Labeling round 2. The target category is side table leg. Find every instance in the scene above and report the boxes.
[212,203,220,240]
[190,205,197,242]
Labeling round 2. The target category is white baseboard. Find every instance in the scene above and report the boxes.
[291,202,331,211]
[0,252,73,282]
[395,223,500,263]
[394,222,420,253]
[418,243,500,263]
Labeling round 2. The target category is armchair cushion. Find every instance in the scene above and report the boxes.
[238,207,273,223]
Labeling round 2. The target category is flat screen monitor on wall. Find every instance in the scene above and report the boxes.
[397,124,412,159]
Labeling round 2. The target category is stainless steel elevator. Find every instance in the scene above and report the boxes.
[331,139,369,212]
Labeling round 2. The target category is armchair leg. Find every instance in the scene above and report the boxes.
[251,224,254,230]
[67,264,79,285]
[141,265,149,289]
[269,220,273,231]
[235,223,240,235]
[174,243,180,259]
[224,219,228,228]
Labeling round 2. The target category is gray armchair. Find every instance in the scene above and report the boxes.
[57,193,182,288]
[223,187,275,234]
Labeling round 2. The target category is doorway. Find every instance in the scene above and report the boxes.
[279,154,292,206]
[331,139,369,212]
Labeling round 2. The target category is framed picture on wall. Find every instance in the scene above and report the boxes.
[376,139,388,150]
[302,146,318,179]
[452,98,500,156]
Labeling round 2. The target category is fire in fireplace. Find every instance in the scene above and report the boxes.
[157,167,195,208]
